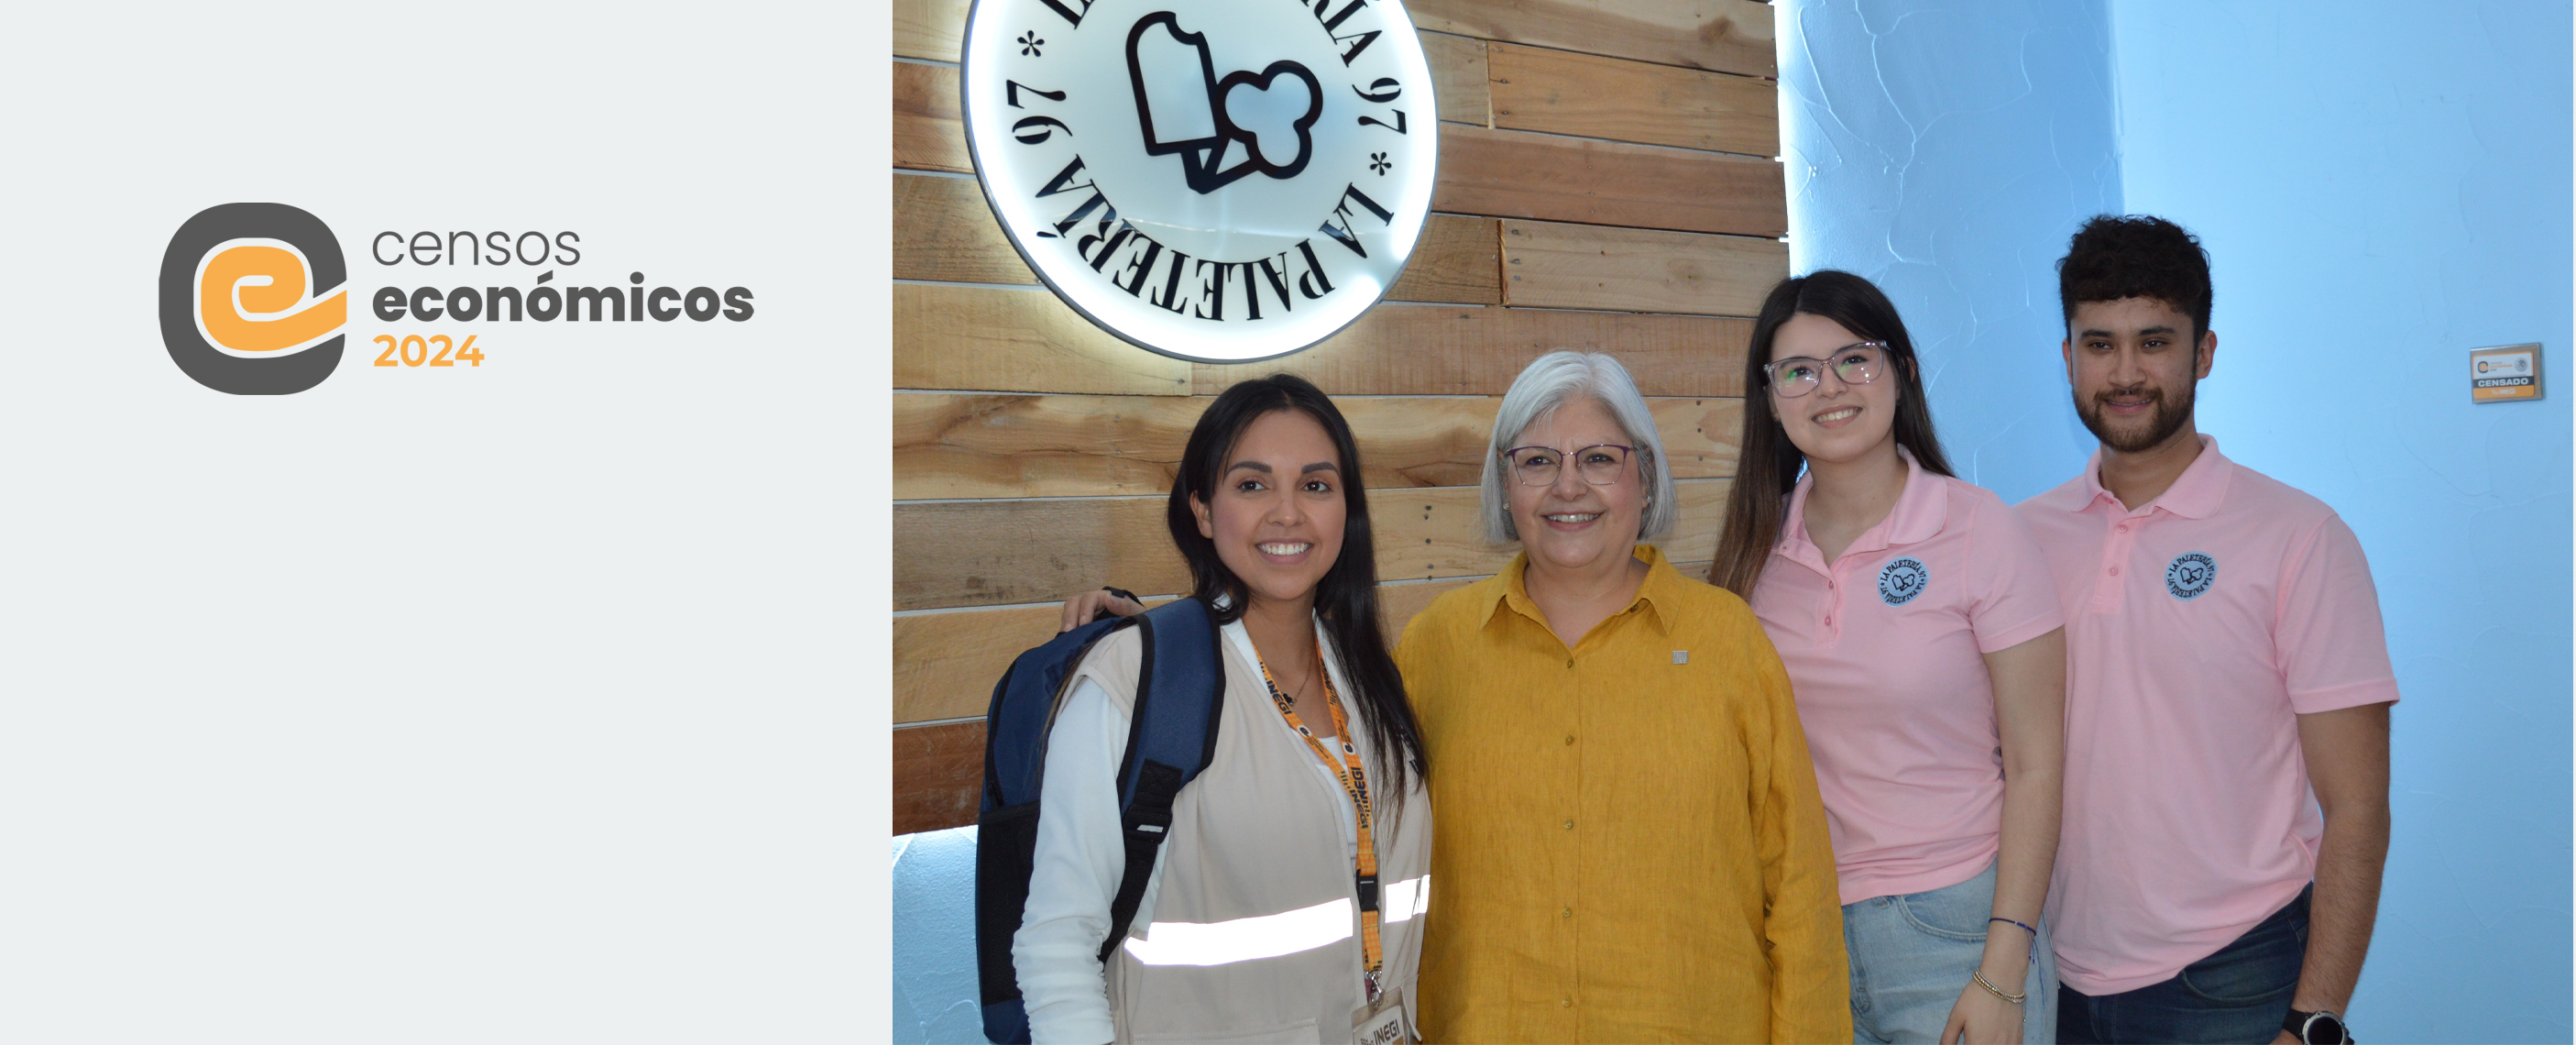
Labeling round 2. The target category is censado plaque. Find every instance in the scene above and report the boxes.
[962,0,1439,363]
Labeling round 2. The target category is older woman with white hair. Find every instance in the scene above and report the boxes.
[1388,349,1847,1043]
[1060,352,1847,1043]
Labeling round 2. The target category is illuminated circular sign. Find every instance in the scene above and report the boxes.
[962,0,1438,363]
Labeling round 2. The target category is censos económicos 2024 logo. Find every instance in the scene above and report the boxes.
[963,0,1439,363]
[160,203,759,394]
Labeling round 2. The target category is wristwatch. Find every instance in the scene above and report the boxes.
[2285,1008,2351,1044]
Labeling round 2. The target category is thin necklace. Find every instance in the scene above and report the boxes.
[1285,659,1316,706]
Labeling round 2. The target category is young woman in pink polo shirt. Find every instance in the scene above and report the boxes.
[1708,270,2069,1044]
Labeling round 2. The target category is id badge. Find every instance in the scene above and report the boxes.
[1352,985,1413,1045]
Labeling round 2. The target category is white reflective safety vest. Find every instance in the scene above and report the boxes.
[1055,620,1431,1045]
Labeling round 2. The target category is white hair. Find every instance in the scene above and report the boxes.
[1480,351,1677,544]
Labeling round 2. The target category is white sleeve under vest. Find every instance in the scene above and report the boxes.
[1012,676,1167,1045]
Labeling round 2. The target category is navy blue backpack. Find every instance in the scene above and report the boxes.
[974,598,1226,1045]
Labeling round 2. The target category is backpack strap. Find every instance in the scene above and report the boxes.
[1096,597,1225,963]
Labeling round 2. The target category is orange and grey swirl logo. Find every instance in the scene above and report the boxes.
[159,203,347,394]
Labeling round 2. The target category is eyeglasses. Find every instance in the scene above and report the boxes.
[1762,341,1889,398]
[1502,444,1636,487]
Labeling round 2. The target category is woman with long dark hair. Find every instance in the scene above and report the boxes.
[1015,374,1431,1044]
[1710,270,2069,1044]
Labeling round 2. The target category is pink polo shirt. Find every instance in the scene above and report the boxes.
[1751,453,2066,905]
[2017,435,2399,995]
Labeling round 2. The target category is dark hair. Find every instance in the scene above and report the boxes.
[1708,270,1956,597]
[1167,374,1428,797]
[2057,214,2213,342]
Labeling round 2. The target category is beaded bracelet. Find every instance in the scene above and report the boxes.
[1971,969,2027,1006]
[1989,917,2040,964]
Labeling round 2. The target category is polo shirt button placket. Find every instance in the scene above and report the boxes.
[2093,514,2139,612]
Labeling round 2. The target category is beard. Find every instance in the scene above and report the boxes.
[2077,380,2197,453]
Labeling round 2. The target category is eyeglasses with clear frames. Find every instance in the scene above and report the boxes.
[1503,444,1636,487]
[1762,341,1889,398]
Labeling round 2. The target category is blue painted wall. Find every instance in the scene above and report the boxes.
[1778,0,2121,503]
[1788,0,2573,1040]
[2109,3,2574,1040]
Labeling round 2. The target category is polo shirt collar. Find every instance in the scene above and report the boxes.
[1485,544,1682,636]
[1773,447,1948,572]
[2070,434,2232,520]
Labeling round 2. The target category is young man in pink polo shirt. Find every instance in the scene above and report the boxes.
[2019,216,2396,1045]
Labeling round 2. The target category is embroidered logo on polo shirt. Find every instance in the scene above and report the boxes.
[1878,557,1928,606]
[2166,552,2217,600]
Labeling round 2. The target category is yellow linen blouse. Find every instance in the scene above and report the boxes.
[1394,544,1849,1043]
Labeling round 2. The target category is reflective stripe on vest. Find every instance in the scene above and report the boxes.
[1122,876,1430,966]
[1124,896,1351,966]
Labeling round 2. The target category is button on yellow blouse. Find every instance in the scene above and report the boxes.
[1394,545,1850,1044]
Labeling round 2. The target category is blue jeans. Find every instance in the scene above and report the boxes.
[1844,862,2057,1044]
[2057,885,2311,1045]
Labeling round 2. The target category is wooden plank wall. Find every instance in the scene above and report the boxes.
[892,0,1785,834]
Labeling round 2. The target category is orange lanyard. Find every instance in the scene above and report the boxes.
[1258,653,1384,1002]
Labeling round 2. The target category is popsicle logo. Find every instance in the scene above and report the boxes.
[961,0,1438,363]
[159,203,348,394]
[1128,13,1324,193]
[1878,556,1928,606]
[2165,552,2217,600]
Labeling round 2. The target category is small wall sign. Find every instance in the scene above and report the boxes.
[961,0,1439,364]
[2470,343,2543,403]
